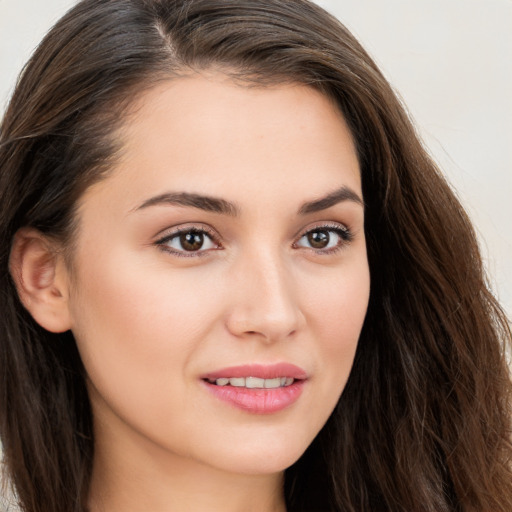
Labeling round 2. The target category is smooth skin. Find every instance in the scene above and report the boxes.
[11,71,370,512]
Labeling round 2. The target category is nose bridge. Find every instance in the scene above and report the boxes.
[226,245,303,341]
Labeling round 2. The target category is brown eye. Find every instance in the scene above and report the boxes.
[158,228,218,255]
[307,230,330,249]
[296,226,352,252]
[180,231,205,251]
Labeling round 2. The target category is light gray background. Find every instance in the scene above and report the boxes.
[1,0,511,315]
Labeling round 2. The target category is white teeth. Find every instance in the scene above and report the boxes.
[229,377,246,387]
[245,377,265,388]
[212,377,296,388]
[264,378,282,389]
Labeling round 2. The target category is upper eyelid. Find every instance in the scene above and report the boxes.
[155,223,220,243]
[293,221,350,240]
[154,226,222,257]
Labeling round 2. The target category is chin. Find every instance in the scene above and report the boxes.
[201,435,312,476]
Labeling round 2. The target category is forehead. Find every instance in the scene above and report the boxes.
[77,71,361,216]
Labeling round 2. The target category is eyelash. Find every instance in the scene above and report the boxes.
[294,223,354,254]
[155,223,353,258]
[155,225,220,258]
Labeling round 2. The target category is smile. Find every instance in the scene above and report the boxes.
[206,376,295,388]
[202,363,307,414]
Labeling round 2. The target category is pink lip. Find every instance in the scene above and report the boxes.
[202,363,307,381]
[201,363,307,414]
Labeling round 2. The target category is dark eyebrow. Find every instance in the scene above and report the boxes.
[134,192,239,216]
[134,186,362,217]
[298,186,364,215]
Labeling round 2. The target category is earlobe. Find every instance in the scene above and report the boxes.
[9,228,72,333]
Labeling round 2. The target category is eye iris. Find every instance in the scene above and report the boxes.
[180,231,204,251]
[307,230,330,249]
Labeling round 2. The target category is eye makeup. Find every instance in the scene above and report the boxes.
[154,221,354,258]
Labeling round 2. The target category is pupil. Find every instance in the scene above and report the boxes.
[180,231,204,251]
[308,230,329,249]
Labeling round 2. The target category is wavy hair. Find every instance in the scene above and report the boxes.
[0,1,511,511]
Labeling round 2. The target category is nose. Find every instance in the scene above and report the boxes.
[225,250,305,343]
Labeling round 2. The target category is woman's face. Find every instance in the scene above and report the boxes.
[66,72,370,476]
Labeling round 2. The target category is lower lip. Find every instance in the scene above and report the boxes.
[202,380,305,414]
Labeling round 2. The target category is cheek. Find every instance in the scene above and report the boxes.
[303,258,370,394]
[67,249,220,412]
[306,255,369,339]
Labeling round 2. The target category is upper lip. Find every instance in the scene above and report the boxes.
[202,363,308,381]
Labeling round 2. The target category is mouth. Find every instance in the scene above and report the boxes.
[202,362,307,381]
[201,363,307,414]
[204,376,296,388]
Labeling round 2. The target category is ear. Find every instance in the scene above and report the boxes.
[9,227,72,333]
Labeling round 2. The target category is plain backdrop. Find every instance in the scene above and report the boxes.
[1,0,511,316]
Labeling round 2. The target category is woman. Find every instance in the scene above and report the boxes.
[0,1,511,511]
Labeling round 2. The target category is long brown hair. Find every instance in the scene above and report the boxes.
[1,1,511,511]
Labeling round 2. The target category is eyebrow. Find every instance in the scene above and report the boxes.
[135,192,240,216]
[298,186,364,215]
[134,185,363,216]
